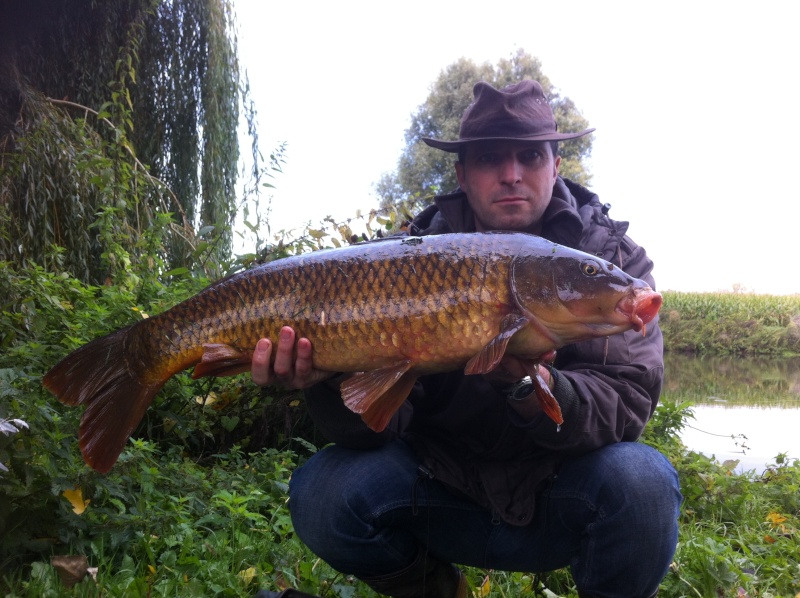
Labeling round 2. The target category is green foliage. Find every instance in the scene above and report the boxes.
[638,401,800,598]
[661,291,800,356]
[2,442,366,597]
[375,49,594,209]
[0,0,244,282]
[0,198,348,575]
[133,0,241,266]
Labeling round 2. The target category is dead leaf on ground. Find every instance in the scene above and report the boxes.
[50,555,89,587]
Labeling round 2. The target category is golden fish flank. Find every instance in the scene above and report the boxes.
[43,232,662,473]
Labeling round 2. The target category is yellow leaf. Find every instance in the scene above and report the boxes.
[62,487,90,515]
[479,574,491,597]
[764,534,776,544]
[238,567,256,585]
[766,512,788,525]
[196,391,218,406]
[148,565,156,575]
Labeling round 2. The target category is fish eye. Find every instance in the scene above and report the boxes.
[581,260,601,276]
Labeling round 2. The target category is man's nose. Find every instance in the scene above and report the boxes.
[499,158,523,184]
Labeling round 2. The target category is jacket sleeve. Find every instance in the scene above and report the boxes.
[303,377,414,449]
[522,236,664,453]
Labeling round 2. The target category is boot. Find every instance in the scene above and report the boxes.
[360,550,467,598]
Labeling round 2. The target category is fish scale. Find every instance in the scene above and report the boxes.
[43,232,662,472]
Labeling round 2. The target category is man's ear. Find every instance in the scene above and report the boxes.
[553,155,561,181]
[455,161,466,189]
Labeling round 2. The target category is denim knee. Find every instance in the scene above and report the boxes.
[597,442,682,526]
[288,442,422,574]
[557,442,681,595]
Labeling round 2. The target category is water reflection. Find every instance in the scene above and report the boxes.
[663,353,800,408]
[662,354,800,472]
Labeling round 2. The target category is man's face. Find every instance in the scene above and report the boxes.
[455,140,561,233]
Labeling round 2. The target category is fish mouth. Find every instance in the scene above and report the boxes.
[616,288,663,334]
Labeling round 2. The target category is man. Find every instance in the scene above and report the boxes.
[252,80,681,598]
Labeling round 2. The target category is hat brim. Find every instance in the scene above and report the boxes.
[421,128,596,153]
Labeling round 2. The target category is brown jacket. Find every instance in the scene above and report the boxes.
[304,177,664,525]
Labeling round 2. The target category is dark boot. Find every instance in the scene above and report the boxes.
[359,550,467,598]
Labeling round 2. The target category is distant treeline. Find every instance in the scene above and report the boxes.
[660,291,800,356]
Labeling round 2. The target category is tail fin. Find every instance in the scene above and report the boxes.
[42,326,164,473]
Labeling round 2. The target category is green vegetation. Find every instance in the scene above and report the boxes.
[661,290,800,357]
[1,0,248,282]
[2,244,799,596]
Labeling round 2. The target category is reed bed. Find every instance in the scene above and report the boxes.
[660,291,800,356]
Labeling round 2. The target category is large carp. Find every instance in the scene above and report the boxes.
[43,232,662,473]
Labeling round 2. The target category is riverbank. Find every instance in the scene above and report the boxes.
[660,291,800,356]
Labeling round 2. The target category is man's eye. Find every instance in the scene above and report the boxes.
[477,153,499,164]
[519,150,541,162]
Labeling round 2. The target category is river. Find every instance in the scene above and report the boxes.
[662,354,800,473]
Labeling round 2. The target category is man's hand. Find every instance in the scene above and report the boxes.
[484,351,555,391]
[251,326,334,389]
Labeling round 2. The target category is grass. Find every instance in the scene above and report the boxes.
[660,291,800,356]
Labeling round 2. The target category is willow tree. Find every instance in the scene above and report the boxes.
[0,0,247,283]
[375,50,593,211]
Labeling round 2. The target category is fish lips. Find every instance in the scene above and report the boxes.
[616,288,663,333]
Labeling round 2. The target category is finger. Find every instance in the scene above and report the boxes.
[294,337,314,379]
[251,338,273,386]
[496,355,528,379]
[272,326,296,378]
[540,349,557,364]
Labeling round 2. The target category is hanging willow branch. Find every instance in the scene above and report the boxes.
[44,96,190,229]
[0,0,244,282]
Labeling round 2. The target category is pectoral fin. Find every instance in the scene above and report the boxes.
[341,360,416,432]
[528,365,564,426]
[192,343,254,378]
[464,313,530,375]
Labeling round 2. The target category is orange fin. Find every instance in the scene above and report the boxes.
[341,361,416,432]
[192,343,253,379]
[42,326,164,473]
[464,313,530,375]
[529,366,564,426]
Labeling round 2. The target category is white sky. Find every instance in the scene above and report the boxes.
[234,0,799,295]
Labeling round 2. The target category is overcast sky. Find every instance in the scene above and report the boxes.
[234,0,799,295]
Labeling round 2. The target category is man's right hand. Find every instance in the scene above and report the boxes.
[251,326,334,389]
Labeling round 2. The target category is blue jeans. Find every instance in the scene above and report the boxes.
[289,440,681,597]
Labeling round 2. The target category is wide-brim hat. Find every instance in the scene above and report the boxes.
[422,80,594,153]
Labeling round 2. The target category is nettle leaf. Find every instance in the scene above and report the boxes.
[220,415,240,432]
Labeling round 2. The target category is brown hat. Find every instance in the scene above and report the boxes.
[422,80,594,153]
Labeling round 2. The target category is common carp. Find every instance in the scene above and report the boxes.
[43,232,662,473]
